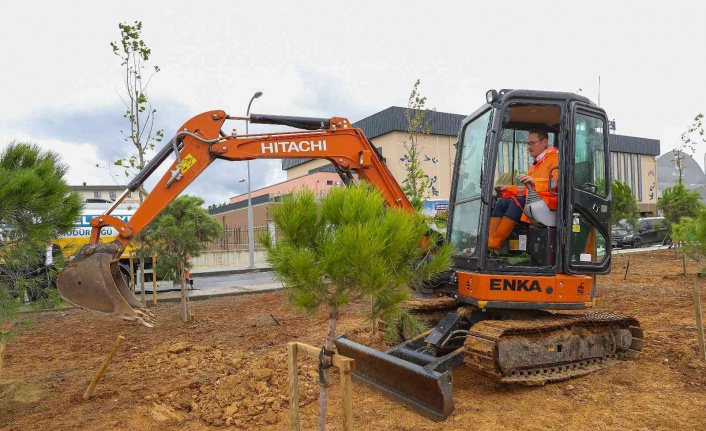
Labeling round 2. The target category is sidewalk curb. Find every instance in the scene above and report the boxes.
[189,267,274,278]
[156,285,283,303]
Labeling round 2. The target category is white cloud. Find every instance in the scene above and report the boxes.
[1,133,112,185]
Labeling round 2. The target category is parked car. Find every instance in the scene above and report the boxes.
[611,217,671,248]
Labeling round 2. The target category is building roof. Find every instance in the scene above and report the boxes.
[354,106,466,140]
[282,107,466,171]
[209,194,272,215]
[609,134,660,156]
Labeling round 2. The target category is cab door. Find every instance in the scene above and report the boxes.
[564,104,612,274]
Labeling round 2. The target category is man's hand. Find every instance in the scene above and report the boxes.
[517,174,535,187]
[494,185,507,196]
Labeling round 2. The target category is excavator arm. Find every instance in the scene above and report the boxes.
[57,110,412,326]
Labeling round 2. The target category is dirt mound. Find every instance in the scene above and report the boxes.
[124,342,319,428]
[0,378,48,427]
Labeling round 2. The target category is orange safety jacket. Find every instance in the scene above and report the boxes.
[500,146,559,223]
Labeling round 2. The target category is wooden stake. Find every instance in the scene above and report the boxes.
[339,357,354,431]
[623,260,630,280]
[288,342,300,431]
[288,342,355,431]
[694,278,706,361]
[0,341,6,378]
[129,251,135,294]
[152,254,158,305]
[683,253,687,276]
[83,335,125,400]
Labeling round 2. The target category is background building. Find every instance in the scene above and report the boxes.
[656,150,706,200]
[609,134,661,215]
[71,183,140,204]
[283,107,465,200]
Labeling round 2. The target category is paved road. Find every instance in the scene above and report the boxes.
[191,270,278,290]
[612,243,672,254]
[134,269,279,296]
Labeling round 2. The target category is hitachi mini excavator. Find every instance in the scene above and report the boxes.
[57,89,642,421]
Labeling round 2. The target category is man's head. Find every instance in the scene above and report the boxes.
[526,127,549,159]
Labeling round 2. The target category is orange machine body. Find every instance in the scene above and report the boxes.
[456,271,595,308]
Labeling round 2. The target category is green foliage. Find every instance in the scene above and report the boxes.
[673,207,706,265]
[263,182,452,329]
[383,310,427,343]
[401,79,434,201]
[611,181,639,228]
[141,196,222,282]
[0,143,82,326]
[657,183,703,228]
[110,21,164,193]
[0,143,83,244]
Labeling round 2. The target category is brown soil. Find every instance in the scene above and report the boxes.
[2,249,706,430]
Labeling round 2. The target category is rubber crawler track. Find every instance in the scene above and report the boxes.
[463,312,643,384]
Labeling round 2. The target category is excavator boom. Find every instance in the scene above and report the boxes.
[57,110,413,325]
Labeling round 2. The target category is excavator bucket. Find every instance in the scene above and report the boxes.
[335,333,464,422]
[57,243,155,327]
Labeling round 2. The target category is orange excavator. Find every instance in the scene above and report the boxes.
[57,90,642,421]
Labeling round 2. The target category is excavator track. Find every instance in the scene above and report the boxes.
[464,312,643,384]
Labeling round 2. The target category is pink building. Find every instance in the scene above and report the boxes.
[229,172,356,204]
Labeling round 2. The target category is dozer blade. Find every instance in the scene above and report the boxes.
[335,335,462,422]
[57,243,155,327]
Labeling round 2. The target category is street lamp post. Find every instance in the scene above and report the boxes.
[244,91,263,270]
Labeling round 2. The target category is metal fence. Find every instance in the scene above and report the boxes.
[204,225,271,251]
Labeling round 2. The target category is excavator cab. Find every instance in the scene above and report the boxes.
[448,89,611,278]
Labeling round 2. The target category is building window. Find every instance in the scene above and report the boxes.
[326,180,333,185]
[630,154,636,195]
[623,153,628,184]
[616,152,621,182]
[94,191,101,199]
[109,191,117,200]
[637,154,643,201]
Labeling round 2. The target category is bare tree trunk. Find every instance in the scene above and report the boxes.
[139,256,146,305]
[317,305,339,431]
[138,189,146,306]
[178,257,190,322]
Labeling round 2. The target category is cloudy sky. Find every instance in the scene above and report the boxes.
[1,0,704,206]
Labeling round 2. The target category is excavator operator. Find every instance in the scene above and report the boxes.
[488,127,559,250]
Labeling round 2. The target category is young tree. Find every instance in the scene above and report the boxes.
[263,182,451,431]
[658,183,703,228]
[611,181,639,228]
[0,143,83,333]
[141,196,222,322]
[673,208,706,267]
[674,113,705,185]
[110,21,165,303]
[401,79,433,208]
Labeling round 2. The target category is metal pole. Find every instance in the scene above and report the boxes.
[245,91,262,270]
[246,167,255,269]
